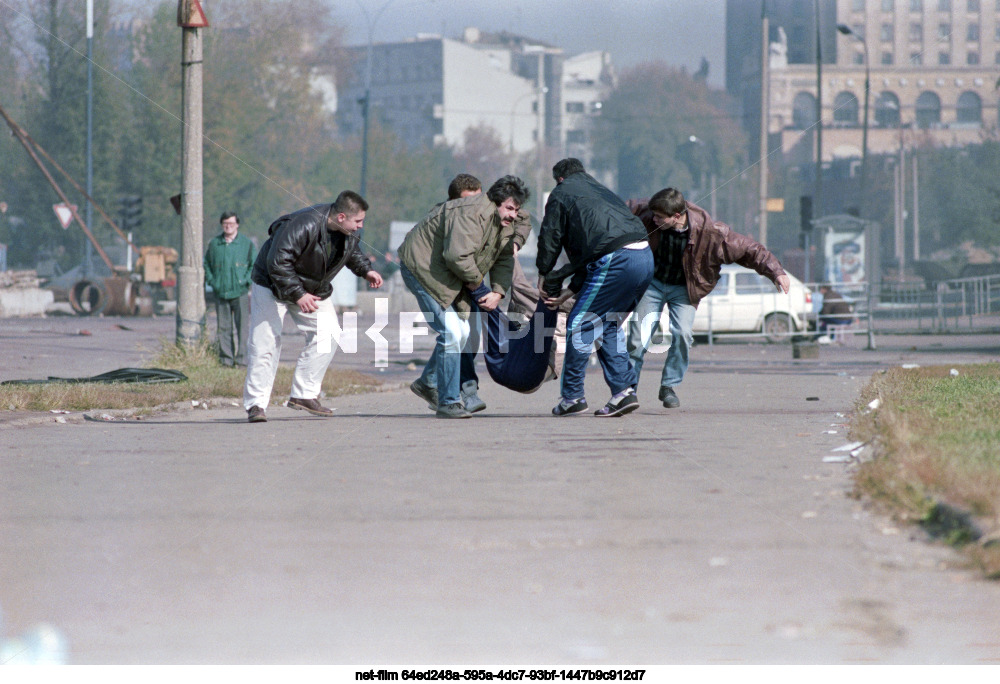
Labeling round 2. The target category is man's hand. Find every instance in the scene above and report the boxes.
[477,291,502,311]
[296,292,321,313]
[775,274,790,294]
[365,271,383,289]
[543,291,573,310]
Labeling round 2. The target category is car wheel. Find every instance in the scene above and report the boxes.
[763,313,793,343]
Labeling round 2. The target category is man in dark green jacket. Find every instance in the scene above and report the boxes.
[204,212,255,366]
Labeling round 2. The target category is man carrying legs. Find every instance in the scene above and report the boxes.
[398,176,529,418]
[536,158,654,418]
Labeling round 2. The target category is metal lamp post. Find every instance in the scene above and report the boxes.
[837,23,869,218]
[357,0,395,198]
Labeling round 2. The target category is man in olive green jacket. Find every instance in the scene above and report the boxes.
[398,175,530,418]
[204,211,255,366]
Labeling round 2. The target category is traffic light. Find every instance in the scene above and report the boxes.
[119,195,142,232]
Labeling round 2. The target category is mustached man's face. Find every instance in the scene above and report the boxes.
[496,197,520,226]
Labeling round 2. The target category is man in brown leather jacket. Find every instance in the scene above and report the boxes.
[626,187,789,409]
[243,191,383,423]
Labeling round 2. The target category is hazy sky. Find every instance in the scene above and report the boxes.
[332,0,727,88]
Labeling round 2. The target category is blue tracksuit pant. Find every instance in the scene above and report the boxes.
[560,245,654,401]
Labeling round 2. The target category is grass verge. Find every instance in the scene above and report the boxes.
[851,363,1000,578]
[0,337,383,413]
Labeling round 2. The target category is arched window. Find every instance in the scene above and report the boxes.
[956,91,982,124]
[792,92,817,129]
[833,91,859,125]
[915,91,941,128]
[875,91,900,127]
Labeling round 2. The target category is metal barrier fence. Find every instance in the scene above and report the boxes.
[646,274,999,350]
[866,274,1000,333]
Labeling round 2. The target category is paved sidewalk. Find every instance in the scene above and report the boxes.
[1,315,999,663]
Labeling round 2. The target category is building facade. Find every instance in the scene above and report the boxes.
[336,29,567,156]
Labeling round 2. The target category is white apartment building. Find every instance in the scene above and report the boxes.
[336,28,566,157]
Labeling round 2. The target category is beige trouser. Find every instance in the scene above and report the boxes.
[243,283,338,410]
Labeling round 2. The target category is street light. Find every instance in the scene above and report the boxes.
[356,0,395,199]
[837,23,869,218]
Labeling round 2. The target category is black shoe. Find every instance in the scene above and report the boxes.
[410,379,438,410]
[247,406,267,423]
[552,398,588,416]
[659,386,680,409]
[287,396,334,416]
[595,390,639,417]
[436,402,471,419]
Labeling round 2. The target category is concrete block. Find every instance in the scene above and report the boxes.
[792,341,820,359]
[0,288,55,317]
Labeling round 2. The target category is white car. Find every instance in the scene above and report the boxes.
[647,264,810,343]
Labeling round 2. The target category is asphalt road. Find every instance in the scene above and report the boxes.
[1,313,999,665]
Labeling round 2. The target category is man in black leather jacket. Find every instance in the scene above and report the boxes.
[243,190,383,423]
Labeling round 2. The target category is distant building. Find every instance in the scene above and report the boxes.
[727,0,1000,165]
[561,51,617,171]
[336,29,560,155]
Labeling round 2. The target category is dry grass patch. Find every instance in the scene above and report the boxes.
[0,337,382,413]
[851,363,1000,578]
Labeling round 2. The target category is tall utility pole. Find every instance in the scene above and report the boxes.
[177,1,209,347]
[808,0,823,284]
[85,0,94,277]
[357,0,395,198]
[758,2,769,247]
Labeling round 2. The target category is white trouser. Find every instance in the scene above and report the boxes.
[243,283,339,410]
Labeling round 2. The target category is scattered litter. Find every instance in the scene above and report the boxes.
[823,454,852,463]
[709,557,729,567]
[229,401,239,407]
[83,413,127,422]
[832,441,865,452]
[49,409,70,414]
[950,368,960,377]
[867,398,881,411]
[901,363,920,369]
[823,430,838,434]
[801,511,818,519]
[806,396,820,401]
[54,416,67,424]
[191,400,200,407]
[406,362,417,371]
[835,412,845,418]
[76,329,91,336]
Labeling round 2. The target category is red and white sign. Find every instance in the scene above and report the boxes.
[177,0,209,28]
[52,203,77,229]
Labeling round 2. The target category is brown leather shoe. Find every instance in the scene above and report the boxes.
[247,406,267,423]
[287,396,334,416]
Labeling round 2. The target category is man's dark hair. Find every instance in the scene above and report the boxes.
[447,173,482,200]
[333,190,369,216]
[552,158,585,181]
[486,175,530,207]
[220,211,239,224]
[648,188,686,216]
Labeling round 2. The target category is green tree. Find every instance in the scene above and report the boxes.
[591,62,748,209]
